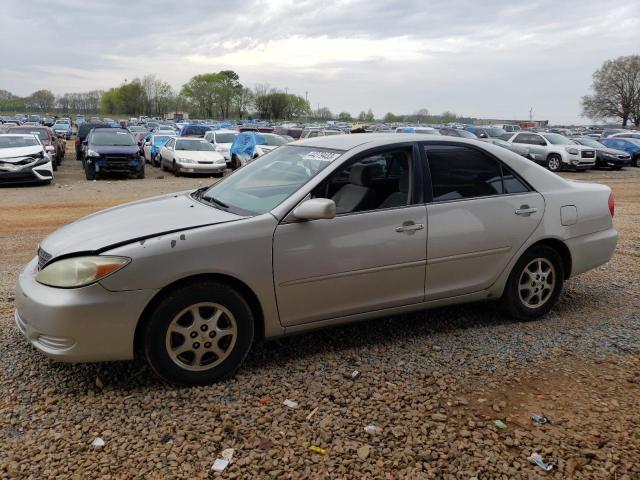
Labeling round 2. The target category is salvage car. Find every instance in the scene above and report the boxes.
[6,126,64,169]
[159,137,226,176]
[143,134,173,166]
[52,123,72,140]
[15,134,617,385]
[503,132,596,171]
[0,134,53,185]
[83,128,145,180]
[571,137,631,170]
[229,132,289,168]
[76,122,110,160]
[203,129,239,167]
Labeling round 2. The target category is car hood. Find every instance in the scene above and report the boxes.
[91,145,140,155]
[0,145,43,160]
[175,150,224,161]
[40,191,243,257]
[595,146,630,156]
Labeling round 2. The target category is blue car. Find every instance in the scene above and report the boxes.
[144,134,174,166]
[83,128,144,180]
[52,123,72,140]
[599,137,640,168]
[229,131,268,169]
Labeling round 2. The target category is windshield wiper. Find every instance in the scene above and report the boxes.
[206,196,229,208]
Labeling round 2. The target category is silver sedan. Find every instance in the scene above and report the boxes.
[15,134,618,385]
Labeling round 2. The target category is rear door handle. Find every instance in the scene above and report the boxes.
[395,222,424,233]
[515,205,538,216]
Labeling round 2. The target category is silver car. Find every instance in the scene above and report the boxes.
[15,134,618,385]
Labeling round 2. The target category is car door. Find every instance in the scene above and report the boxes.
[161,138,175,167]
[143,135,153,161]
[273,144,427,326]
[423,142,544,300]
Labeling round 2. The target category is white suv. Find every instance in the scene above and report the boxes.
[503,132,596,172]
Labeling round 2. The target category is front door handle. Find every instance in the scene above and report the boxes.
[515,205,538,216]
[395,221,424,233]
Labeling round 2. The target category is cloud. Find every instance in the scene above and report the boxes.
[0,0,638,123]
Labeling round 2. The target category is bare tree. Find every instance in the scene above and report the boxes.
[581,55,640,126]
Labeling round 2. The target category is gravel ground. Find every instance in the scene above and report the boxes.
[1,142,639,479]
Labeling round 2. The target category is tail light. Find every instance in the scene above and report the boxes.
[75,137,80,145]
[608,192,615,217]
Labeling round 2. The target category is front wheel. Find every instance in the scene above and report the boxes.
[85,162,96,180]
[547,154,561,172]
[143,281,254,385]
[634,156,640,168]
[136,164,145,179]
[500,245,564,321]
[173,161,180,177]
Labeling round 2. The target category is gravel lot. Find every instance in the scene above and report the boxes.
[1,141,639,479]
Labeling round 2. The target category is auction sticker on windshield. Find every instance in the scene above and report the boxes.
[302,151,341,162]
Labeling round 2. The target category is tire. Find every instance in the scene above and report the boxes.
[136,165,145,179]
[143,281,254,385]
[52,160,58,171]
[547,154,561,172]
[173,161,180,177]
[76,152,82,161]
[634,155,640,168]
[612,166,622,171]
[160,157,168,171]
[85,162,96,180]
[231,155,239,171]
[500,245,564,321]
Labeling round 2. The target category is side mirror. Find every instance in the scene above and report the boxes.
[292,198,336,221]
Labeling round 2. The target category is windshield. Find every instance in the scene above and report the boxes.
[626,138,640,146]
[215,132,238,144]
[575,138,601,148]
[263,135,288,146]
[0,135,40,148]
[486,127,506,137]
[200,145,341,215]
[53,124,68,129]
[8,128,48,140]
[176,139,214,151]
[542,133,571,145]
[91,131,135,146]
[129,126,146,132]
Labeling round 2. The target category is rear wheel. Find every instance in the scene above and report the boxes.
[547,154,561,172]
[143,281,254,385]
[500,245,564,320]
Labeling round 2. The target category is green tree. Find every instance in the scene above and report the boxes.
[582,55,640,126]
[338,111,352,121]
[441,111,457,123]
[364,109,375,122]
[29,89,55,111]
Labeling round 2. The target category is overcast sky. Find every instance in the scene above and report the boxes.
[2,0,639,123]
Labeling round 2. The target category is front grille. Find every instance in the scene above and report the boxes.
[37,248,52,271]
[103,160,130,169]
[581,150,595,158]
[198,161,213,165]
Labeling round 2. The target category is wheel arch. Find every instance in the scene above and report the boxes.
[528,238,572,279]
[133,273,265,355]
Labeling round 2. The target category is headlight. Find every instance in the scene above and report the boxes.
[565,147,579,155]
[45,146,55,152]
[87,149,100,157]
[178,157,194,164]
[36,256,130,288]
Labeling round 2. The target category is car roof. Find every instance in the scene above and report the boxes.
[295,132,444,150]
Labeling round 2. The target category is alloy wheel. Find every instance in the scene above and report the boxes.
[518,258,556,309]
[548,157,560,171]
[165,302,238,371]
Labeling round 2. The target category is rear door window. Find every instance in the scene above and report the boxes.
[424,144,530,201]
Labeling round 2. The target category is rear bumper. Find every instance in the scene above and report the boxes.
[566,228,618,277]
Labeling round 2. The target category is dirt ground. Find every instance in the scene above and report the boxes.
[1,141,639,479]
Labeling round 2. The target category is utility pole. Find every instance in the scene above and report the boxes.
[285,87,289,94]
[529,107,533,122]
